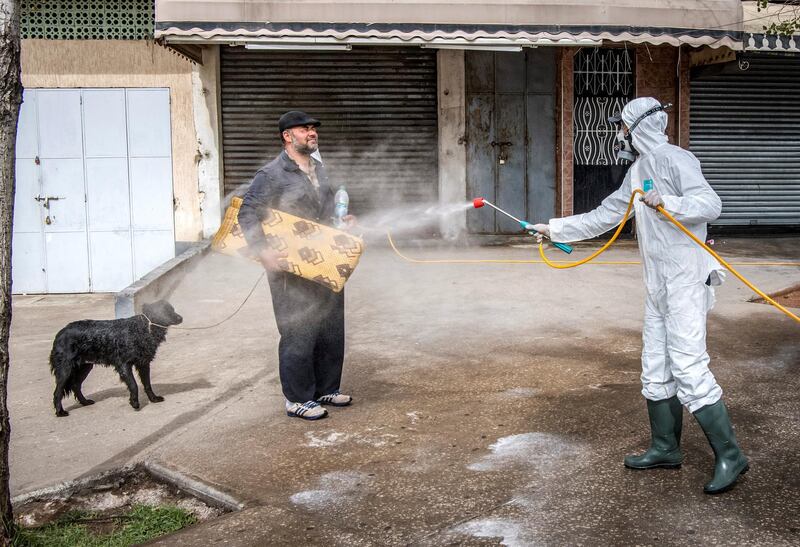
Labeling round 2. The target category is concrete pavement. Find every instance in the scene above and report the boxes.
[10,255,276,496]
[10,237,800,545]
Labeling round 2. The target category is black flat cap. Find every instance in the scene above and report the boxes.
[279,111,321,132]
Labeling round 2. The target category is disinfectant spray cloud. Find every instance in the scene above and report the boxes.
[355,201,473,241]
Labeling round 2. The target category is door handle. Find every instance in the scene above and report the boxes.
[490,142,513,164]
[34,195,65,209]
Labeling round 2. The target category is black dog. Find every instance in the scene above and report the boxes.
[50,300,183,417]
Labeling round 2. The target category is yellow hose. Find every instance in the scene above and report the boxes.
[387,193,798,322]
[387,233,798,268]
[386,191,798,322]
[536,189,799,323]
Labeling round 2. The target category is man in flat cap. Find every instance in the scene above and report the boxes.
[239,111,355,421]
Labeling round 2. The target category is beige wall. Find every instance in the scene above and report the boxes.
[193,45,224,238]
[21,39,203,241]
[157,0,742,29]
[742,1,800,34]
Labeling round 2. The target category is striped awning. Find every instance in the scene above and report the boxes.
[156,22,742,49]
[155,0,744,49]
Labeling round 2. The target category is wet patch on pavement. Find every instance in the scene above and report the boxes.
[467,432,584,472]
[290,471,373,511]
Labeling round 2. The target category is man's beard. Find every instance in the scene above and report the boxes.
[291,134,318,155]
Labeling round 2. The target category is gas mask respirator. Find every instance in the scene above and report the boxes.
[608,102,672,162]
[615,130,637,162]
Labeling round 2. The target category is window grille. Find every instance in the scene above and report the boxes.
[573,49,635,166]
[21,0,154,40]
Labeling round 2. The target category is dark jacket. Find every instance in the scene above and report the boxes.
[238,150,335,252]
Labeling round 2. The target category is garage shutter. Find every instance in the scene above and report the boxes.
[220,46,438,213]
[690,54,800,225]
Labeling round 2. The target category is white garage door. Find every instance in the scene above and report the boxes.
[13,88,175,294]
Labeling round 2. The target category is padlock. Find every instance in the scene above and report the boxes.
[45,216,52,225]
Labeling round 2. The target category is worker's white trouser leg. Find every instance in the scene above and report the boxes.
[640,281,722,413]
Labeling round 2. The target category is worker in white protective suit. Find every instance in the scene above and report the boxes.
[532,97,748,494]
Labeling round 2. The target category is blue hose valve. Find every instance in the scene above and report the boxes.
[522,222,573,254]
[552,242,574,254]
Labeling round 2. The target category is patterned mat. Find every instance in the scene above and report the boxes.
[211,197,364,292]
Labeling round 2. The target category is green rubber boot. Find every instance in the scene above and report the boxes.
[693,400,749,494]
[624,396,684,469]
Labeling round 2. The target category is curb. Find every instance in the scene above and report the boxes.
[143,461,245,512]
[748,281,800,303]
[12,462,245,513]
[115,241,211,319]
[12,466,135,506]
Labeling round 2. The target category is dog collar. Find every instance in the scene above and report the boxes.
[141,313,167,332]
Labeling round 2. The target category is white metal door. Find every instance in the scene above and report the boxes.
[127,89,175,279]
[84,89,135,292]
[12,88,175,294]
[12,91,45,293]
[39,89,91,293]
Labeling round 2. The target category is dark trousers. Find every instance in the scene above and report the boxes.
[268,272,345,403]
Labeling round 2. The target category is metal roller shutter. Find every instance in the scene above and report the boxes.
[690,54,800,225]
[220,46,438,213]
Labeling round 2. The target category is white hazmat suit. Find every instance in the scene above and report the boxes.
[549,97,724,413]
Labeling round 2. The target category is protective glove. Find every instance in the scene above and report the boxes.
[642,189,664,210]
[530,223,550,244]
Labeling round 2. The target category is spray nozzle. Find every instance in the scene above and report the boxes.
[470,196,573,254]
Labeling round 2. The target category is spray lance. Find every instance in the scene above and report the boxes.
[472,198,573,254]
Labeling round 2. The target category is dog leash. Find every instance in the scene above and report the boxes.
[144,272,266,330]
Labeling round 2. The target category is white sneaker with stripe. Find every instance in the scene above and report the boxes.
[285,400,328,420]
[316,391,353,407]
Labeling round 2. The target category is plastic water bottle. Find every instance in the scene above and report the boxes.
[334,186,349,228]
